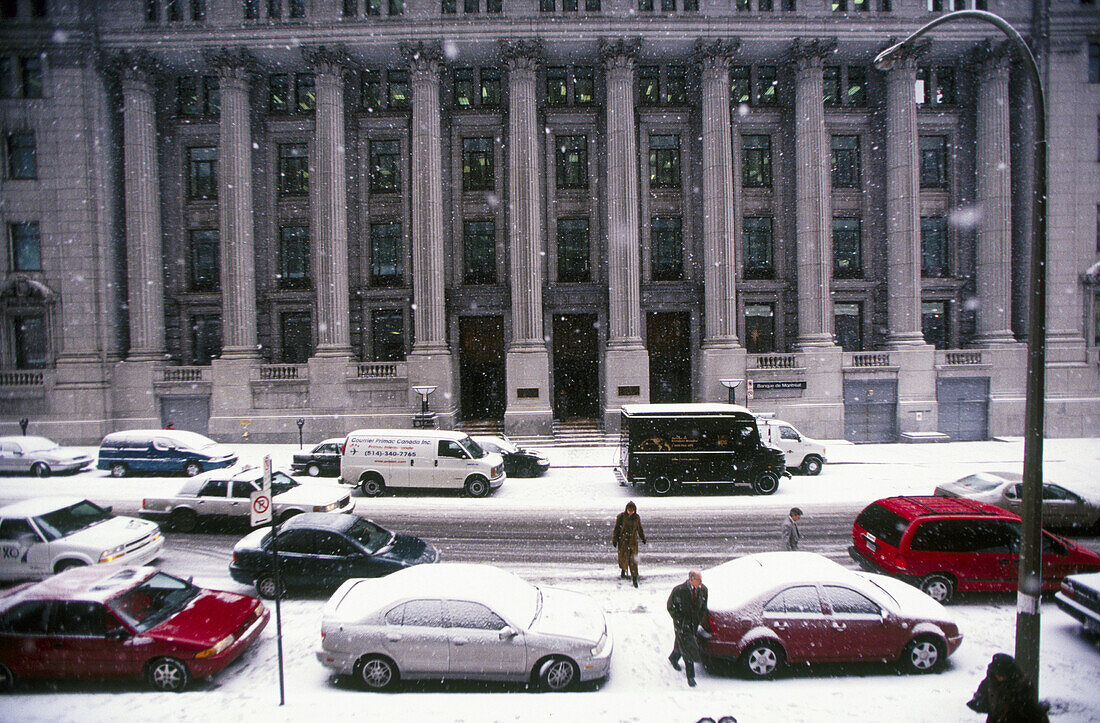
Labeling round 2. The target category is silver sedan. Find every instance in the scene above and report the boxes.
[0,436,94,477]
[317,562,612,692]
[934,471,1100,530]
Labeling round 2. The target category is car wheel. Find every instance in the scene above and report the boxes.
[183,462,203,477]
[752,472,780,496]
[169,508,199,533]
[359,473,385,497]
[278,509,300,525]
[537,656,578,692]
[306,463,321,477]
[740,641,783,679]
[0,662,13,693]
[146,657,189,692]
[900,636,945,674]
[255,573,282,599]
[801,456,823,476]
[30,462,51,478]
[465,476,490,498]
[54,559,87,574]
[648,475,675,497]
[356,655,398,691]
[110,463,128,478]
[919,573,955,604]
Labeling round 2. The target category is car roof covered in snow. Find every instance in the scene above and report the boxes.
[705,552,866,610]
[0,496,90,518]
[0,566,157,611]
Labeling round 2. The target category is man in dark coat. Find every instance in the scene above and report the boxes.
[966,653,1049,723]
[613,501,647,587]
[667,569,708,687]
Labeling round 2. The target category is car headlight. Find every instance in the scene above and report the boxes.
[314,502,338,512]
[99,545,126,563]
[195,633,236,659]
[590,630,609,656]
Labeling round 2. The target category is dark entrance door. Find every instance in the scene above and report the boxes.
[937,377,989,441]
[552,314,599,419]
[647,312,691,403]
[459,316,505,420]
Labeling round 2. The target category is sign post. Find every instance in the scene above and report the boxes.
[250,456,284,705]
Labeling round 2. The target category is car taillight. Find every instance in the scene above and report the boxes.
[232,552,237,564]
[321,630,326,640]
[341,443,346,454]
[706,614,717,635]
[895,555,908,571]
[1060,580,1074,598]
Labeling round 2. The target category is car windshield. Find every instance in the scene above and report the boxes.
[345,518,393,553]
[460,437,485,459]
[19,437,59,453]
[491,438,519,454]
[33,500,113,541]
[107,572,199,632]
[269,472,299,496]
[170,431,221,452]
[954,475,1004,493]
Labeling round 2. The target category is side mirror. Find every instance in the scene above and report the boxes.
[103,506,113,514]
[498,626,518,640]
[106,628,131,641]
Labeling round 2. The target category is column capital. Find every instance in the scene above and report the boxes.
[788,37,838,70]
[501,38,543,70]
[204,48,259,80]
[401,42,444,73]
[599,37,642,71]
[876,37,931,74]
[47,42,97,70]
[110,50,164,87]
[970,39,1012,76]
[304,44,352,75]
[693,38,740,70]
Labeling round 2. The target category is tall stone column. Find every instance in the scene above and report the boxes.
[307,46,353,358]
[502,39,552,435]
[403,42,454,425]
[209,49,259,360]
[695,39,747,403]
[119,59,166,362]
[883,46,928,348]
[791,38,837,350]
[599,38,649,428]
[973,42,1016,345]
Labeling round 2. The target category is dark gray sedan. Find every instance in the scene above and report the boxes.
[0,436,93,477]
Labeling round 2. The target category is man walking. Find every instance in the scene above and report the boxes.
[780,507,802,551]
[612,501,646,587]
[667,570,708,687]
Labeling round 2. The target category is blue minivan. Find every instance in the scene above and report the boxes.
[97,429,238,477]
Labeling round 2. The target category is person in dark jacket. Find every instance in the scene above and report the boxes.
[613,501,647,587]
[780,507,802,551]
[667,570,708,687]
[966,653,1050,723]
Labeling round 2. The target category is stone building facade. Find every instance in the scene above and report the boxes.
[0,0,1097,443]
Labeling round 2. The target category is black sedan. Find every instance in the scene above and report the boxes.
[472,435,550,477]
[290,438,344,477]
[229,513,439,598]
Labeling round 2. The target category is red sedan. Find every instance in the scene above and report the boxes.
[700,552,962,678]
[0,565,268,692]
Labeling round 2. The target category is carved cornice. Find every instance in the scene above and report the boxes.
[501,38,543,69]
[788,37,838,69]
[970,39,1012,76]
[109,50,164,86]
[401,42,444,73]
[694,38,740,69]
[875,37,931,73]
[203,48,258,80]
[599,37,642,71]
[303,44,352,74]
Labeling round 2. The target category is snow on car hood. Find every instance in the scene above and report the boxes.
[529,587,605,644]
[64,515,159,550]
[273,484,347,506]
[859,572,956,622]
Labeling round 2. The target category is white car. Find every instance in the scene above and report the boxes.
[756,419,828,476]
[934,471,1100,530]
[317,562,612,691]
[0,497,164,581]
[0,436,94,477]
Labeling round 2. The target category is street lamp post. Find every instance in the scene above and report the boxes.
[874,10,1047,686]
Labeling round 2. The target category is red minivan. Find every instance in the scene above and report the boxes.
[849,496,1100,603]
[0,565,268,692]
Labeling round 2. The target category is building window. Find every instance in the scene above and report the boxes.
[823,66,840,106]
[388,70,409,109]
[916,67,955,106]
[540,0,554,11]
[369,140,401,193]
[731,66,751,105]
[454,68,475,107]
[187,147,217,200]
[190,314,221,365]
[278,226,310,289]
[833,217,862,278]
[831,135,861,189]
[480,69,501,107]
[757,66,778,106]
[371,309,405,361]
[370,221,403,286]
[0,56,43,99]
[574,67,594,104]
[188,229,219,291]
[557,218,590,282]
[9,222,40,272]
[288,0,304,16]
[388,0,404,13]
[847,66,867,107]
[831,0,846,9]
[462,137,494,191]
[463,220,496,285]
[743,217,773,279]
[745,303,775,354]
[547,66,567,106]
[192,0,206,20]
[921,300,948,349]
[361,70,382,110]
[464,0,478,12]
[280,311,312,364]
[6,132,36,179]
[921,216,948,277]
[278,143,309,196]
[666,66,687,105]
[147,0,160,21]
[295,73,315,113]
[650,216,683,281]
[178,76,219,117]
[639,0,653,9]
[267,0,282,18]
[1090,43,1100,83]
[649,135,681,188]
[0,58,11,98]
[13,315,47,369]
[269,74,291,113]
[243,0,257,18]
[742,134,772,188]
[167,0,182,21]
[639,66,660,106]
[441,0,456,11]
[556,135,588,189]
[834,302,862,351]
[919,135,948,188]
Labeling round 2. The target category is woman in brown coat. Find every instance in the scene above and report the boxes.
[613,501,646,587]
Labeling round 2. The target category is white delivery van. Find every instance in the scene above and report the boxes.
[756,418,827,476]
[340,429,505,498]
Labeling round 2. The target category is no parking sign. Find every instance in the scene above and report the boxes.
[250,456,273,527]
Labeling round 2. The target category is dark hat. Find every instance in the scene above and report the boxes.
[987,653,1016,677]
